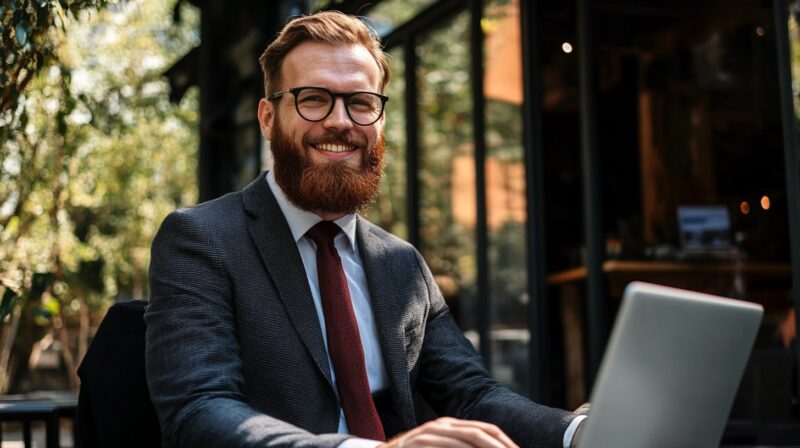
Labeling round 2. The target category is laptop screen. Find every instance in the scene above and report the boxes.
[677,205,734,252]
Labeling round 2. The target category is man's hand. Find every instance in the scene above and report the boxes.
[574,402,590,416]
[380,417,519,448]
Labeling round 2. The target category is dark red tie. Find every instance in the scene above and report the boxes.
[306,221,385,441]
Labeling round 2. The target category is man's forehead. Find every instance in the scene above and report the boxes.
[281,42,382,90]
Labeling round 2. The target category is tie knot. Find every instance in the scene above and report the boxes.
[306,221,342,247]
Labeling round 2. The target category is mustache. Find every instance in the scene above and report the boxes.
[304,132,367,149]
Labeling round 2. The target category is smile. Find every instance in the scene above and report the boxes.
[314,143,356,153]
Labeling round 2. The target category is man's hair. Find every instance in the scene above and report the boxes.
[259,11,390,97]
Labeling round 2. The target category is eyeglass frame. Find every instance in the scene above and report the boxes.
[267,86,389,126]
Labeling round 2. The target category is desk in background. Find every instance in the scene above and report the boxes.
[547,260,793,409]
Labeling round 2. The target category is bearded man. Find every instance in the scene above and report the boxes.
[145,10,586,448]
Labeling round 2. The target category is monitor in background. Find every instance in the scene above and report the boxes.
[677,205,736,258]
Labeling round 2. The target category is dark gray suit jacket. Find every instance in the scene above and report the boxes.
[145,172,576,448]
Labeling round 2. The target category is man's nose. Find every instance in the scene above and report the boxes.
[323,97,354,130]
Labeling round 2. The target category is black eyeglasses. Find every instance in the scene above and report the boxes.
[268,86,389,126]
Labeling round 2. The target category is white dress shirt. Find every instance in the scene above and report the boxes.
[266,172,387,440]
[266,172,582,448]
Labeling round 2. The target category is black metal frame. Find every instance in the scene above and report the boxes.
[382,0,466,48]
[374,0,496,366]
[378,0,472,255]
[403,38,421,248]
[577,0,608,389]
[520,0,553,404]
[772,0,800,395]
[364,0,568,397]
[469,0,492,368]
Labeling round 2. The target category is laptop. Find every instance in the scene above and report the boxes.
[579,282,763,448]
[676,205,737,259]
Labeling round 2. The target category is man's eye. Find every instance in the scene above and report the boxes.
[299,95,328,104]
[350,98,377,110]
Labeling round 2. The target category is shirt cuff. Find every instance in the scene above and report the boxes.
[563,414,588,448]
[339,437,383,448]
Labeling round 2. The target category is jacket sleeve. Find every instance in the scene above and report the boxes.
[410,249,578,448]
[145,209,350,448]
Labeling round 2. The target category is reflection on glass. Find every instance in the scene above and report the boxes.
[560,0,797,438]
[365,0,438,38]
[484,0,529,395]
[366,47,407,239]
[416,10,477,335]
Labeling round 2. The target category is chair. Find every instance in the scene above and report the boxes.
[76,300,161,448]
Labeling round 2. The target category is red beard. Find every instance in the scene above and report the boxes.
[270,112,385,216]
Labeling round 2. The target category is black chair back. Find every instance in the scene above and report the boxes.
[76,300,161,448]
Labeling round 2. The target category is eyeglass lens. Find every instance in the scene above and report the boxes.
[295,88,384,125]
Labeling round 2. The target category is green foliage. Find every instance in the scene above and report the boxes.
[0,272,54,321]
[0,0,199,390]
[488,221,527,327]
[0,288,19,321]
[364,46,408,239]
[416,10,474,279]
[1,0,108,131]
[363,0,436,36]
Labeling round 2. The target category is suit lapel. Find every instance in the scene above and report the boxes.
[356,218,415,429]
[241,173,334,388]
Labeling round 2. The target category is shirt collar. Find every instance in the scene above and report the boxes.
[266,171,358,250]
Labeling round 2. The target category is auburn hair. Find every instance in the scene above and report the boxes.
[259,11,390,97]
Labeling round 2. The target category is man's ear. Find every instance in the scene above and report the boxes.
[257,98,274,141]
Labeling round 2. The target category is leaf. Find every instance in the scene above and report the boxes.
[14,22,27,46]
[28,272,55,302]
[0,288,19,321]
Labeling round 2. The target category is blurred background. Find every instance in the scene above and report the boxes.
[1,0,198,392]
[1,0,799,445]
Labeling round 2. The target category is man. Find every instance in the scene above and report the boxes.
[145,10,586,448]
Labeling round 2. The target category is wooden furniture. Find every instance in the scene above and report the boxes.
[548,260,792,408]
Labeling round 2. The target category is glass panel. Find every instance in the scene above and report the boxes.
[537,0,583,277]
[416,10,477,337]
[365,47,407,239]
[310,0,347,11]
[585,1,797,442]
[483,0,529,395]
[537,0,583,409]
[365,0,439,38]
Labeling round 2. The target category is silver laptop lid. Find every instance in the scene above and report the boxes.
[579,282,763,448]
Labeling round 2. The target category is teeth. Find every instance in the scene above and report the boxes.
[316,143,354,153]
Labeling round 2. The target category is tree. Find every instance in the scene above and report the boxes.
[0,0,198,392]
[1,0,107,138]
